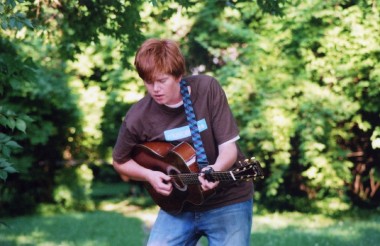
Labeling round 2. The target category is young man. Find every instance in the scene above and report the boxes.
[112,38,253,245]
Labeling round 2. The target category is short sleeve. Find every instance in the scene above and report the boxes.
[112,115,138,164]
[208,78,240,145]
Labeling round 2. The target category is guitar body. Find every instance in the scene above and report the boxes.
[131,142,212,214]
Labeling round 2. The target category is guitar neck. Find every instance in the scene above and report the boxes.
[170,171,241,185]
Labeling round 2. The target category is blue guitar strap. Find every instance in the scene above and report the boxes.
[179,79,209,169]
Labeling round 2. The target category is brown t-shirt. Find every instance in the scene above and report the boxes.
[113,74,253,211]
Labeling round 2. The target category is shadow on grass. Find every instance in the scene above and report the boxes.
[0,210,147,246]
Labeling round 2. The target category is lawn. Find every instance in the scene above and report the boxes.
[1,205,379,246]
[251,212,380,246]
[1,182,379,245]
[0,209,147,246]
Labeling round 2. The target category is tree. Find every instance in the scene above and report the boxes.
[190,0,380,210]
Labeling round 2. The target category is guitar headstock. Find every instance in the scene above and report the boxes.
[232,157,265,181]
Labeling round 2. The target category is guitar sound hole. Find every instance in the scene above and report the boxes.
[167,166,187,192]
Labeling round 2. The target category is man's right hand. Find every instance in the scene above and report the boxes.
[147,170,173,196]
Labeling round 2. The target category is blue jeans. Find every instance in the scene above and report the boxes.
[147,199,253,246]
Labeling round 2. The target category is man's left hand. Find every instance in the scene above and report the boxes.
[198,167,220,191]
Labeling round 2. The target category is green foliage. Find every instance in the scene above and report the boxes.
[1,0,379,217]
[0,32,86,215]
[65,35,144,162]
[53,164,95,211]
[0,0,33,31]
[0,0,35,183]
[0,39,35,181]
[257,0,288,16]
[0,133,20,180]
[27,0,144,66]
[183,0,380,210]
[1,0,147,215]
[0,106,29,182]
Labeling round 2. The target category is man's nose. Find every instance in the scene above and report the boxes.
[153,82,160,91]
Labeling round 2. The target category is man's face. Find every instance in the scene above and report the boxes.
[144,74,182,105]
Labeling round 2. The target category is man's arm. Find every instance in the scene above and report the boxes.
[199,140,238,191]
[213,140,238,172]
[113,159,173,196]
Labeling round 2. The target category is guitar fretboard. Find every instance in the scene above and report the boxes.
[170,172,235,185]
[169,164,263,185]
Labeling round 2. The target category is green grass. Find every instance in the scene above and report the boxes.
[1,182,379,245]
[251,212,380,246]
[0,210,147,246]
[1,209,379,246]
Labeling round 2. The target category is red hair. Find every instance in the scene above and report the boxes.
[134,38,186,83]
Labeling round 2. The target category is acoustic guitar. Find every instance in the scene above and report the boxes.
[131,141,264,214]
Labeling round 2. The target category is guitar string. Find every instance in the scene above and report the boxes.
[170,172,258,184]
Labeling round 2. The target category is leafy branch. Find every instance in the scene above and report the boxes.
[0,107,32,181]
[0,0,33,31]
[0,0,34,181]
